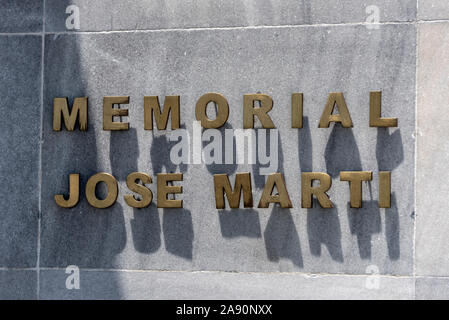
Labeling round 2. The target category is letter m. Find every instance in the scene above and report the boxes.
[214,173,253,209]
[53,97,88,131]
[144,96,180,130]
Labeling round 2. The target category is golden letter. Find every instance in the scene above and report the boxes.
[319,92,353,128]
[379,171,391,208]
[258,173,292,208]
[291,93,303,129]
[144,96,180,130]
[195,93,229,129]
[243,94,275,129]
[157,173,183,208]
[340,171,373,208]
[54,173,80,208]
[369,91,398,127]
[214,173,253,209]
[124,172,153,208]
[85,173,118,209]
[103,96,129,131]
[53,97,88,131]
[301,172,333,208]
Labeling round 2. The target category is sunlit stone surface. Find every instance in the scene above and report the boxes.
[0,0,447,299]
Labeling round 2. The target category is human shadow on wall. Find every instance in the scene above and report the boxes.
[376,128,404,170]
[200,98,263,239]
[204,122,238,176]
[303,121,345,262]
[307,205,343,262]
[162,208,193,259]
[264,207,303,267]
[205,124,263,239]
[151,124,189,174]
[53,172,127,268]
[82,202,127,264]
[263,135,303,267]
[346,192,400,260]
[110,127,139,180]
[252,128,276,190]
[346,194,400,261]
[321,123,362,261]
[109,128,163,254]
[385,193,400,260]
[219,209,261,238]
[298,117,313,172]
[131,206,161,254]
[324,124,363,176]
[45,36,126,291]
[347,200,381,259]
[376,127,403,261]
[149,125,193,260]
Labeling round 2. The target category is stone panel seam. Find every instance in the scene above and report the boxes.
[36,0,46,301]
[0,20,447,37]
[37,267,414,279]
[413,0,419,301]
[0,33,41,36]
[0,268,37,271]
[417,18,449,23]
[415,273,449,278]
[42,21,414,35]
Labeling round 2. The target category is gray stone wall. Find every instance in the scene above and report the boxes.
[0,0,446,299]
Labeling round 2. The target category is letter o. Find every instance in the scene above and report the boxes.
[85,173,118,208]
[195,93,229,128]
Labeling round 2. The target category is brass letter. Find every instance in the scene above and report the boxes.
[258,173,292,208]
[369,91,398,127]
[103,96,130,131]
[53,97,88,131]
[319,92,353,128]
[214,173,253,209]
[340,171,373,208]
[301,172,333,208]
[291,93,303,129]
[85,173,118,208]
[157,173,183,208]
[243,94,275,129]
[124,172,153,208]
[379,171,391,208]
[144,96,180,130]
[195,93,229,129]
[54,173,80,208]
